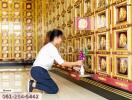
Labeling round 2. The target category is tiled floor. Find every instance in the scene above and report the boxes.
[42,72,107,100]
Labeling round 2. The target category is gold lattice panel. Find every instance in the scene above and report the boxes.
[0,0,37,61]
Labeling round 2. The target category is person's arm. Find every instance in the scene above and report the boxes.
[61,60,83,68]
[50,46,83,68]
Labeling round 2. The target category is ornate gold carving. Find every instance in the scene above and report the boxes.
[67,5,73,13]
[74,0,82,8]
[97,0,106,8]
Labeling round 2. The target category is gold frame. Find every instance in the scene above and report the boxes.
[83,0,94,16]
[113,55,132,80]
[113,27,132,52]
[112,0,132,28]
[84,54,94,72]
[97,54,111,75]
[96,31,110,52]
[85,35,94,51]
[95,9,110,30]
[95,0,110,11]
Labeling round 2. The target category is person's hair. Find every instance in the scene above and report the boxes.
[44,31,52,45]
[44,29,63,45]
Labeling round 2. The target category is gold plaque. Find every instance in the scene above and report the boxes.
[15,47,20,51]
[117,31,127,49]
[85,35,93,51]
[2,2,8,8]
[26,19,32,24]
[85,55,92,69]
[117,57,128,75]
[15,53,20,58]
[27,39,32,44]
[14,12,20,16]
[98,12,106,28]
[117,6,127,23]
[15,40,20,44]
[26,12,31,17]
[27,46,32,51]
[97,55,110,74]
[98,34,106,50]
[14,3,20,9]
[27,53,32,58]
[26,3,32,9]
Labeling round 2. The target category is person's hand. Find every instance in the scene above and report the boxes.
[76,60,83,66]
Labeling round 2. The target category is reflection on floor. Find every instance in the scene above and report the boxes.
[42,72,107,100]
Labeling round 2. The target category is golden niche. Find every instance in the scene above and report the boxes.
[26,19,32,24]
[15,53,20,58]
[14,3,20,9]
[86,37,91,50]
[117,58,128,75]
[27,53,32,58]
[27,39,32,44]
[117,32,127,49]
[15,47,20,51]
[98,13,106,28]
[26,3,32,9]
[117,6,127,23]
[99,57,107,72]
[26,12,31,17]
[2,2,8,8]
[14,12,20,16]
[86,55,92,69]
[99,35,106,50]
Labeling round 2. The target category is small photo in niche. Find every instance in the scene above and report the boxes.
[98,34,106,50]
[85,55,92,69]
[116,31,127,49]
[117,57,128,75]
[98,12,106,28]
[84,0,91,13]
[116,6,127,23]
[2,2,8,8]
[26,18,32,24]
[26,3,32,9]
[98,56,107,72]
[26,12,32,17]
[86,37,92,50]
[14,3,20,9]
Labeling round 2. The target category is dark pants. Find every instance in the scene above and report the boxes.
[31,66,59,94]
